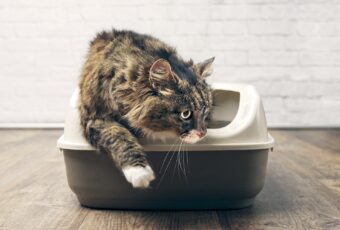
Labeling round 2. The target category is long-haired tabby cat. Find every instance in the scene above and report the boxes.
[79,29,214,188]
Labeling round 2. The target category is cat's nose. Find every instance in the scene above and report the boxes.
[197,131,206,138]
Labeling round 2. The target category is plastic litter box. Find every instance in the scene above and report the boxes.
[57,83,274,210]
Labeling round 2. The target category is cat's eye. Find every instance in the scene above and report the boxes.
[181,110,192,120]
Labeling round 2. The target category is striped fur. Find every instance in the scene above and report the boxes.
[79,29,214,187]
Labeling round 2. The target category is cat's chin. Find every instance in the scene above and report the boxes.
[181,130,206,144]
[181,136,203,144]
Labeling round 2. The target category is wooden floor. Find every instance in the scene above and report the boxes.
[0,129,339,230]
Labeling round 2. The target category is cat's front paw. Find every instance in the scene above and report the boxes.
[122,165,155,188]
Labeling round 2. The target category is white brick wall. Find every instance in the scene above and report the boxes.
[1,0,340,127]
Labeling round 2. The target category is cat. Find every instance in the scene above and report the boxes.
[79,29,214,188]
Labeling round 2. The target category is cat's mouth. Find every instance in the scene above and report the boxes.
[180,130,206,144]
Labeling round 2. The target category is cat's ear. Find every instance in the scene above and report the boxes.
[193,57,215,79]
[149,59,178,95]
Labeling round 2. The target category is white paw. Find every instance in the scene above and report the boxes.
[122,165,155,188]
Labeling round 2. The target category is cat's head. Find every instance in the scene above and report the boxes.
[142,57,214,144]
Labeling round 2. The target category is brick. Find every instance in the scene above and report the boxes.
[207,21,246,35]
[140,6,169,20]
[318,22,339,36]
[308,67,340,82]
[304,38,340,51]
[6,38,49,52]
[296,4,337,20]
[261,4,288,19]
[47,38,72,52]
[299,52,340,66]
[321,98,340,111]
[286,37,340,51]
[175,22,206,35]
[70,37,88,52]
[208,36,258,51]
[138,6,186,20]
[285,36,307,51]
[0,7,11,21]
[139,21,176,36]
[284,97,340,112]
[253,80,339,98]
[246,0,288,3]
[260,36,285,50]
[244,5,262,19]
[306,83,340,97]
[0,23,14,37]
[0,53,35,66]
[181,36,208,51]
[3,0,55,7]
[287,71,310,82]
[212,66,289,82]
[220,51,248,66]
[78,7,112,21]
[183,6,212,20]
[284,97,323,112]
[3,8,66,22]
[0,39,8,52]
[296,22,318,36]
[248,21,295,35]
[0,0,340,126]
[284,82,340,97]
[253,81,288,96]
[211,5,247,20]
[13,23,37,38]
[35,51,76,67]
[262,97,285,112]
[249,51,298,66]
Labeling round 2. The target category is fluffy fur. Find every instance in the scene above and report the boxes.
[79,29,214,188]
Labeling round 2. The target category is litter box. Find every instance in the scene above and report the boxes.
[57,83,274,210]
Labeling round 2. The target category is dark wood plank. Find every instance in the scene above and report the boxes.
[217,130,340,230]
[273,130,340,209]
[131,211,222,230]
[78,210,136,230]
[0,129,90,230]
[0,129,339,230]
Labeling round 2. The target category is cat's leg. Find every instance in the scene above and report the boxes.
[86,119,155,188]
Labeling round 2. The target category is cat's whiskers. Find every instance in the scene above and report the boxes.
[178,142,183,175]
[159,138,180,173]
[181,142,188,184]
[177,140,184,174]
[172,139,183,182]
[157,139,181,188]
[183,143,187,180]
[179,140,187,183]
[185,143,189,174]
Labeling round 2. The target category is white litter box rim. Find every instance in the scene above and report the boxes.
[57,134,274,151]
[57,83,274,152]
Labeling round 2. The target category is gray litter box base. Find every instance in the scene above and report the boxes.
[78,197,255,210]
[63,149,268,210]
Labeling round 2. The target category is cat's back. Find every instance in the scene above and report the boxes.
[90,29,175,60]
[81,29,179,92]
[79,30,177,118]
